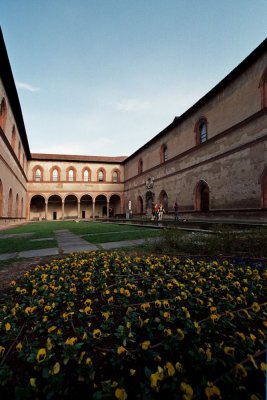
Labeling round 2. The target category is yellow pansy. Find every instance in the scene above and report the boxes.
[180,382,194,400]
[5,322,11,332]
[141,340,151,350]
[205,383,221,399]
[224,347,235,356]
[65,337,77,345]
[30,377,37,389]
[36,348,46,363]
[16,342,23,352]
[93,329,102,339]
[48,325,57,333]
[251,302,260,312]
[165,361,175,376]
[117,346,127,355]
[101,311,110,320]
[115,387,127,400]
[177,328,185,340]
[0,346,5,357]
[51,362,60,375]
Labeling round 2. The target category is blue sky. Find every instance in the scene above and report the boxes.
[1,0,267,156]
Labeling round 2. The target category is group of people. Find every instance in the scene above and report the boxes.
[151,203,165,221]
[151,201,179,221]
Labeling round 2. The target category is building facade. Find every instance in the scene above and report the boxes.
[0,28,266,227]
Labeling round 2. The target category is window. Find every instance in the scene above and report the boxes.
[0,98,7,131]
[83,169,90,182]
[259,67,267,109]
[11,126,16,150]
[138,158,143,174]
[52,169,59,182]
[112,171,118,183]
[35,168,41,181]
[195,118,208,145]
[68,169,74,182]
[98,170,104,182]
[160,144,168,163]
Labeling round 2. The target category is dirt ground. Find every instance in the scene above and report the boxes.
[0,256,64,292]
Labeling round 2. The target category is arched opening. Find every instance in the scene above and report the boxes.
[30,195,46,221]
[145,191,154,214]
[195,181,210,211]
[8,188,13,217]
[51,167,60,182]
[159,190,168,213]
[66,167,76,182]
[48,195,62,220]
[64,195,78,219]
[15,194,19,218]
[0,180,3,217]
[160,144,168,163]
[137,195,144,215]
[33,167,43,182]
[195,117,208,145]
[95,194,107,218]
[260,168,267,209]
[109,194,121,217]
[80,194,93,219]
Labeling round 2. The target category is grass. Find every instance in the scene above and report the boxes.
[0,221,160,254]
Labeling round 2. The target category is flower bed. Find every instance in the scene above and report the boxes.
[0,252,266,399]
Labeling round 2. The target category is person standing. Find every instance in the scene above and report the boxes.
[158,203,164,221]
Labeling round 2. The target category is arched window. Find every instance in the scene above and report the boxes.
[33,166,43,181]
[160,144,168,163]
[35,168,41,181]
[195,118,208,145]
[83,168,90,182]
[0,98,7,131]
[259,67,267,109]
[68,169,74,182]
[98,169,104,182]
[112,170,119,183]
[138,158,143,174]
[18,142,21,162]
[11,126,16,150]
[52,168,59,182]
[8,188,13,217]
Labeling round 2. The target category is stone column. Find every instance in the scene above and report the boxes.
[78,201,80,219]
[107,200,110,218]
[62,201,65,220]
[45,201,48,220]
[92,200,95,220]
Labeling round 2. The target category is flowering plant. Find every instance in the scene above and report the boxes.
[0,252,266,399]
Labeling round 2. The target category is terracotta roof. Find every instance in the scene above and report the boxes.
[31,153,127,163]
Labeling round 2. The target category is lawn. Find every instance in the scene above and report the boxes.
[0,222,161,254]
[0,251,266,399]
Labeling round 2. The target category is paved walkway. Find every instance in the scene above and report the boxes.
[0,229,154,261]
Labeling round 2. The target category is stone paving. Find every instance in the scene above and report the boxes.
[0,229,153,261]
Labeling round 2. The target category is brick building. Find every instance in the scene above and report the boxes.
[0,28,266,227]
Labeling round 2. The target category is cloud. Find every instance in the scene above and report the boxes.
[116,98,152,112]
[15,81,40,92]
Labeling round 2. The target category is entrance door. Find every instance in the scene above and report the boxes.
[82,210,86,219]
[53,211,57,220]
